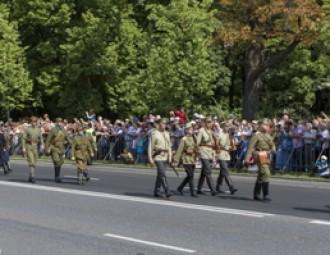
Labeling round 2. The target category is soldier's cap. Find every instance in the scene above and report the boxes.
[155,118,167,124]
[204,117,213,123]
[55,117,63,123]
[259,118,270,126]
[321,155,328,161]
[185,122,193,130]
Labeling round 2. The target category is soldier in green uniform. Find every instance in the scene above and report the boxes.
[22,117,44,183]
[148,118,172,198]
[173,122,198,197]
[196,118,217,196]
[71,125,94,185]
[245,120,276,201]
[45,118,71,183]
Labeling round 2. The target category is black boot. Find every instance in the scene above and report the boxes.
[206,175,217,196]
[229,186,238,195]
[262,182,271,202]
[177,177,188,195]
[83,171,90,182]
[55,167,62,183]
[197,174,206,194]
[253,182,262,201]
[5,163,12,174]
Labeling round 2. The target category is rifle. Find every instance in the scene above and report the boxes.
[170,162,180,177]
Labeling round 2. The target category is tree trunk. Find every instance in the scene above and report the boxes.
[242,45,263,121]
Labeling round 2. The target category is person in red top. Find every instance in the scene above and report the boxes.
[175,107,187,125]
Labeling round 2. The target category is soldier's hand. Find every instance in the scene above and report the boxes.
[149,160,155,167]
[91,153,94,158]
[71,156,75,161]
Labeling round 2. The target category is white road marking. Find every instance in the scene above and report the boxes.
[0,180,273,218]
[310,220,330,226]
[64,175,100,181]
[104,233,196,253]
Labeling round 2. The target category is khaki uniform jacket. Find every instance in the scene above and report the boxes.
[215,132,231,161]
[72,134,93,161]
[174,135,197,165]
[45,126,70,155]
[23,127,43,150]
[245,132,276,163]
[196,128,215,160]
[148,129,172,162]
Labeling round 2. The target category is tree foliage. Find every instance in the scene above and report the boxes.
[0,4,32,116]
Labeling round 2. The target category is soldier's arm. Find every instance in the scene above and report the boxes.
[168,133,173,163]
[71,138,76,160]
[174,138,185,166]
[22,130,27,152]
[45,129,54,152]
[196,130,203,147]
[244,135,258,162]
[148,135,155,164]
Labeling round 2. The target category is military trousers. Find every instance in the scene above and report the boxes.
[154,161,170,195]
[216,160,234,190]
[25,145,38,168]
[257,163,271,183]
[197,159,215,192]
[177,164,195,194]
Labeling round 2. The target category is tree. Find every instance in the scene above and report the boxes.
[217,0,327,120]
[139,0,229,115]
[0,4,32,119]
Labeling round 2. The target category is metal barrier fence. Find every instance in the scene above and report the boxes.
[7,134,330,172]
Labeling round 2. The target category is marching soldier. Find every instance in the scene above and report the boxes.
[215,123,238,194]
[0,126,12,175]
[22,117,44,183]
[196,118,217,196]
[148,118,173,198]
[71,125,94,185]
[245,120,276,201]
[173,122,198,197]
[45,118,71,183]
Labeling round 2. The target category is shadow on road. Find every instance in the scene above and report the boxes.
[217,195,253,202]
[124,192,156,199]
[293,207,330,214]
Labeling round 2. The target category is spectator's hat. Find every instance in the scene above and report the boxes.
[321,155,328,161]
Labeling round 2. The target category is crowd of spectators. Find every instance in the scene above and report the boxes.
[2,109,330,175]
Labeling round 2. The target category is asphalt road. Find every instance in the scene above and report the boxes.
[0,160,329,255]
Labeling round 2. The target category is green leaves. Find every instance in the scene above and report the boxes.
[0,4,32,115]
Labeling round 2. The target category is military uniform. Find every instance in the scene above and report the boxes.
[174,123,197,197]
[196,121,217,196]
[245,128,276,201]
[215,131,237,194]
[148,121,172,198]
[0,129,11,175]
[22,118,43,183]
[45,121,70,182]
[71,129,94,185]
